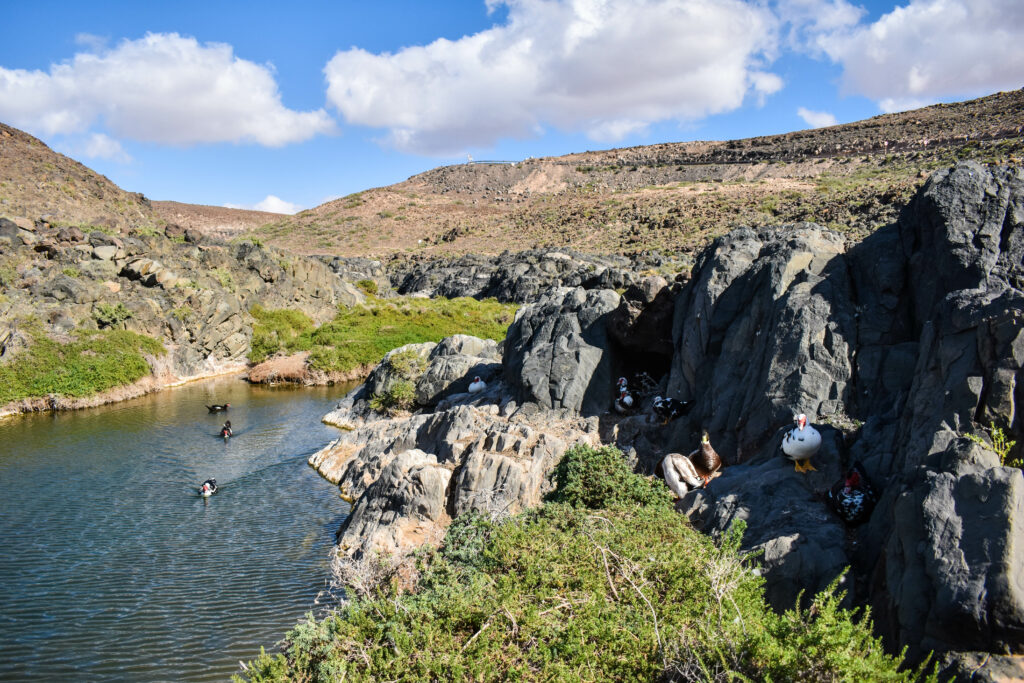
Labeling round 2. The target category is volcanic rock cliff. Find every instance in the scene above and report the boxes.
[313,161,1023,680]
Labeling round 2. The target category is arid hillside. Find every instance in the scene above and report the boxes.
[151,201,286,241]
[249,89,1024,259]
[0,123,160,232]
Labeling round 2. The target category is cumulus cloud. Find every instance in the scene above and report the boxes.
[0,32,336,146]
[796,106,837,128]
[82,133,133,162]
[225,195,301,214]
[792,0,1024,108]
[324,0,781,154]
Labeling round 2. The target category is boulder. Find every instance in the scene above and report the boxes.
[504,287,621,415]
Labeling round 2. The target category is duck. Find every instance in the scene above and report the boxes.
[199,479,218,497]
[468,376,486,393]
[614,377,634,414]
[688,430,723,485]
[652,396,692,425]
[782,413,821,473]
[827,463,877,525]
[661,451,704,497]
[206,403,230,413]
[220,421,233,439]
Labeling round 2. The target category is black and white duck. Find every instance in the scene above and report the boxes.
[614,377,634,414]
[199,479,218,497]
[206,403,230,413]
[827,463,877,525]
[782,413,821,472]
[651,396,692,424]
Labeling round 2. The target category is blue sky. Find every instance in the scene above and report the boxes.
[1,0,1021,214]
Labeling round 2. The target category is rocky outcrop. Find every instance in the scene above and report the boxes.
[503,287,621,415]
[314,393,599,560]
[388,248,658,303]
[0,221,368,394]
[608,162,1024,673]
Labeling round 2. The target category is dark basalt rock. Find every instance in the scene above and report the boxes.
[649,162,1024,673]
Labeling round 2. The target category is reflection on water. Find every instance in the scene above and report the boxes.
[0,376,352,682]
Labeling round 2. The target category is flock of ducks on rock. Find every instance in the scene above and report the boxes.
[614,376,877,525]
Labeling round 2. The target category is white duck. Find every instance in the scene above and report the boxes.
[782,413,821,472]
[468,376,486,393]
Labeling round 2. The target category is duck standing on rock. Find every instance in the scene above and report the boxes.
[782,413,821,472]
[614,377,634,414]
[651,396,692,425]
[468,376,486,393]
[206,403,230,413]
[689,430,723,485]
[827,463,877,525]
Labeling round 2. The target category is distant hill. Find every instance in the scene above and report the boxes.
[251,89,1024,258]
[0,123,160,232]
[1,90,1021,258]
[151,201,286,241]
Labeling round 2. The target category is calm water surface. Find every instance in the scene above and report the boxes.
[0,376,352,681]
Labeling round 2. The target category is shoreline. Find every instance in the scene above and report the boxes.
[0,362,249,420]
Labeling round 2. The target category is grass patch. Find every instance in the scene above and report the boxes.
[0,327,165,403]
[240,445,933,682]
[248,305,316,364]
[303,296,517,374]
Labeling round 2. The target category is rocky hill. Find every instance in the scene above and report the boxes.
[309,161,1024,680]
[253,90,1024,259]
[151,201,286,242]
[0,123,161,233]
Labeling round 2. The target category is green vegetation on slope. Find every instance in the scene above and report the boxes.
[239,445,933,682]
[0,327,165,404]
[248,296,518,374]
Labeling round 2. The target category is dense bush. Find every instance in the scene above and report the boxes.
[0,328,165,403]
[548,443,675,509]
[240,445,932,683]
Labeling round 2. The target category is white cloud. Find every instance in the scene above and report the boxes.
[796,106,837,128]
[224,195,301,214]
[0,32,336,146]
[324,0,781,154]
[83,133,132,162]
[797,0,1024,108]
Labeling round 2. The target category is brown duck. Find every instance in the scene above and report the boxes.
[687,431,723,486]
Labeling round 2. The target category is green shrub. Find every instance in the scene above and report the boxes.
[368,378,416,414]
[548,443,675,509]
[355,279,378,296]
[212,267,235,292]
[239,501,931,683]
[0,328,165,403]
[967,422,1020,468]
[62,266,81,278]
[92,302,132,328]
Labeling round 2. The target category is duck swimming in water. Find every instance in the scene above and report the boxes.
[199,479,218,497]
[220,421,233,439]
[782,413,821,473]
[206,403,230,413]
[468,376,486,393]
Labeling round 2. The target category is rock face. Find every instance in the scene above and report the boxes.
[617,162,1024,671]
[308,161,1021,676]
[0,223,367,386]
[503,287,621,415]
[314,391,599,560]
[389,248,673,303]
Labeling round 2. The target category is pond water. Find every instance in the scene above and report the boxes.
[0,376,352,681]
